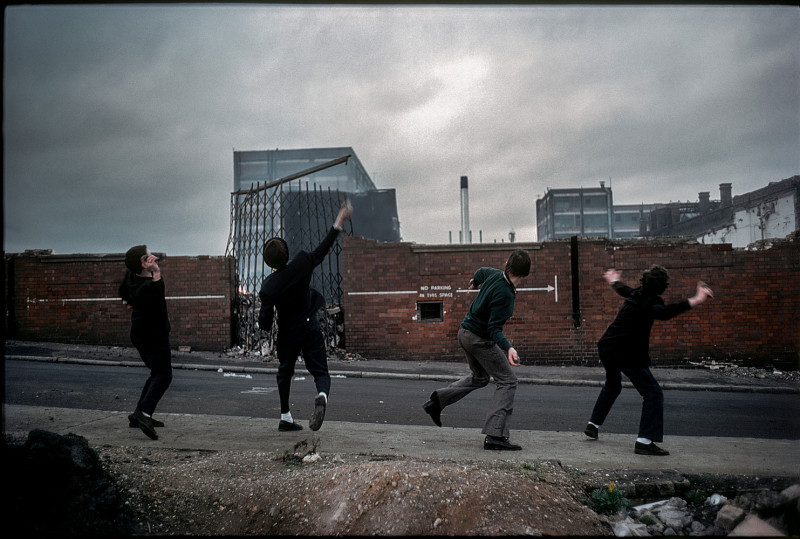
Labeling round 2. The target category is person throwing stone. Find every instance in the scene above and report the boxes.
[259,199,353,432]
[423,249,531,451]
[584,265,714,455]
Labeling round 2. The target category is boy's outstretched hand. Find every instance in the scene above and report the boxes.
[603,268,621,284]
[689,281,714,307]
[335,199,353,229]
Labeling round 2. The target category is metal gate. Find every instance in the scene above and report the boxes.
[225,155,352,355]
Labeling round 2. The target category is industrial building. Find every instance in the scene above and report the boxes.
[535,176,798,246]
[648,176,799,247]
[232,147,401,244]
[535,182,649,240]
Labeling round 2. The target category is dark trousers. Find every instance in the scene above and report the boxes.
[132,335,173,416]
[276,324,330,414]
[589,356,664,442]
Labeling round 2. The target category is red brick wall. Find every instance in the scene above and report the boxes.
[342,236,799,368]
[5,253,235,352]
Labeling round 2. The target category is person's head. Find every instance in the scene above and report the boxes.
[263,237,289,269]
[124,245,149,273]
[640,264,670,295]
[505,249,531,278]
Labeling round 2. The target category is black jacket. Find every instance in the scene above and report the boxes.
[598,281,691,368]
[258,227,340,337]
[119,272,171,340]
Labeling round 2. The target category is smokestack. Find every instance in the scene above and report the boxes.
[720,183,732,208]
[698,192,710,214]
[460,176,470,244]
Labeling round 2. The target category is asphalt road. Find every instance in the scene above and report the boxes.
[5,360,799,440]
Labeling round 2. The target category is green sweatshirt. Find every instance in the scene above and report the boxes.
[460,267,517,351]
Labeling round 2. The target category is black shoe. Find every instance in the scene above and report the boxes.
[129,410,158,440]
[309,394,327,431]
[483,435,522,451]
[278,420,303,432]
[129,412,164,428]
[635,441,670,456]
[423,395,442,427]
[584,423,598,439]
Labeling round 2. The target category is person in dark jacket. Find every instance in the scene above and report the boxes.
[259,200,352,432]
[118,245,173,441]
[584,265,714,455]
[422,249,531,451]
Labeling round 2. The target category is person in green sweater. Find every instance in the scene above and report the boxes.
[423,249,531,451]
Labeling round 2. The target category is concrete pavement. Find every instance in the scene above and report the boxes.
[3,340,799,478]
[4,404,799,477]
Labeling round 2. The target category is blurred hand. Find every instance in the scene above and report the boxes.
[335,199,354,227]
[603,268,621,284]
[689,281,714,307]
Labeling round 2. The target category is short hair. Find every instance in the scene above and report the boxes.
[640,264,670,294]
[263,237,289,269]
[124,245,148,273]
[505,249,531,278]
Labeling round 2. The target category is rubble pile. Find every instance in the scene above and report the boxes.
[224,344,363,363]
[609,487,799,537]
[688,359,800,384]
[719,366,800,384]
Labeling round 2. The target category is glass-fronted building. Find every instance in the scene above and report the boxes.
[536,183,658,240]
[229,147,401,350]
[233,147,376,194]
[233,146,400,244]
[536,184,614,240]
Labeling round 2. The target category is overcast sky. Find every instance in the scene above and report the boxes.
[4,4,799,255]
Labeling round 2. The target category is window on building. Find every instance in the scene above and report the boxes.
[584,194,608,208]
[554,195,581,211]
[554,214,580,231]
[417,301,444,322]
[584,214,608,229]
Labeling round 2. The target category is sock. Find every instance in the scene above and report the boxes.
[281,412,293,423]
[636,437,652,445]
[141,411,152,418]
[588,421,599,428]
[317,392,327,403]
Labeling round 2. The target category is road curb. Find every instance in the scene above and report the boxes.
[7,354,798,394]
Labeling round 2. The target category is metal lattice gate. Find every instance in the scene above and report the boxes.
[225,156,352,355]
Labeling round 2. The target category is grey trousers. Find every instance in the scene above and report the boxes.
[433,326,518,438]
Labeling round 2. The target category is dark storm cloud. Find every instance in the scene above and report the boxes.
[4,5,798,254]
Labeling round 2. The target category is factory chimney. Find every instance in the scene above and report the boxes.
[460,176,470,244]
[719,183,732,208]
[698,192,710,214]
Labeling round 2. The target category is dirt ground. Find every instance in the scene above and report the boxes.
[99,444,613,536]
[7,429,796,537]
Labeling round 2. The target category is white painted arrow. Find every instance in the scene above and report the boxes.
[459,276,559,302]
[519,285,555,292]
[457,285,553,293]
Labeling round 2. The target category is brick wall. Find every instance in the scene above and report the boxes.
[342,236,799,368]
[6,235,798,367]
[5,252,236,352]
